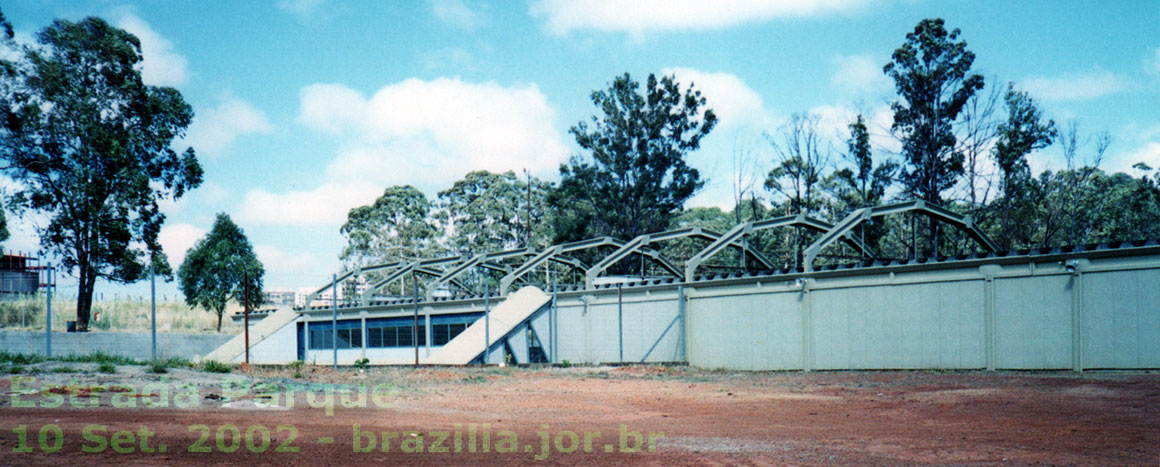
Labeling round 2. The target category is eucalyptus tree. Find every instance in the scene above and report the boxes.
[0,17,202,331]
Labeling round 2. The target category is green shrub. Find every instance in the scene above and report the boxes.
[354,357,369,369]
[0,351,45,365]
[51,366,78,373]
[59,352,143,366]
[149,363,168,374]
[201,360,233,374]
[97,362,116,373]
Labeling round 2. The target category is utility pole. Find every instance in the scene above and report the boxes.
[524,168,532,248]
[151,264,157,363]
[244,269,249,365]
[413,275,419,366]
[332,273,337,369]
[45,263,53,357]
[484,281,490,365]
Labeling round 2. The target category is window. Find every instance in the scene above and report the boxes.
[308,320,362,349]
[366,318,425,348]
[431,313,482,346]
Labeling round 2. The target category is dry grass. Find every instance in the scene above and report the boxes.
[0,293,242,334]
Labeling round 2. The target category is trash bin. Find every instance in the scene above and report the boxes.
[66,321,76,332]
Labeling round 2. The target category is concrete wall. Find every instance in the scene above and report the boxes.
[686,252,1160,371]
[0,331,232,361]
[228,247,1160,370]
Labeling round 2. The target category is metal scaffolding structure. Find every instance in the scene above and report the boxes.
[297,201,1000,308]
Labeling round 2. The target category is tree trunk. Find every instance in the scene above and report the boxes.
[76,263,96,332]
[216,308,223,332]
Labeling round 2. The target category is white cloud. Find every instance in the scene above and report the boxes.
[808,103,898,154]
[248,78,568,227]
[183,94,274,157]
[115,14,189,87]
[158,223,205,270]
[239,182,383,227]
[431,0,487,30]
[297,83,371,133]
[1113,141,1160,174]
[661,67,772,129]
[530,0,869,35]
[831,53,889,95]
[1022,69,1129,101]
[254,244,318,275]
[249,77,569,227]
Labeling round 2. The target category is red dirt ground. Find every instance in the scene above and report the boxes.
[1,365,1157,465]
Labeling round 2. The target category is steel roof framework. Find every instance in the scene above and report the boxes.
[802,200,998,272]
[298,201,1000,307]
[583,226,776,288]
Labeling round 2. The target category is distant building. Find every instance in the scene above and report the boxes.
[263,288,297,306]
[0,254,40,299]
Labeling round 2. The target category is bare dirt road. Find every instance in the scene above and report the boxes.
[1,364,1156,465]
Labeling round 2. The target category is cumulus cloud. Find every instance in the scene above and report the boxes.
[431,0,487,30]
[530,0,869,35]
[115,14,189,87]
[239,182,383,227]
[255,244,319,275]
[246,77,568,227]
[1022,69,1129,101]
[158,223,206,270]
[245,77,568,227]
[1114,141,1160,174]
[831,53,890,95]
[807,103,898,154]
[183,94,274,157]
[661,67,772,129]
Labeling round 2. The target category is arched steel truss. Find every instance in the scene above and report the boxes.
[802,200,997,272]
[584,226,775,288]
[298,201,999,307]
[683,213,872,280]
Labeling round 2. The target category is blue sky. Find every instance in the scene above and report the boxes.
[4,0,1159,299]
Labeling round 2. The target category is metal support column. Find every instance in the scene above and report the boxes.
[45,264,53,358]
[413,275,419,366]
[151,265,157,363]
[484,282,491,365]
[617,284,624,363]
[332,273,338,369]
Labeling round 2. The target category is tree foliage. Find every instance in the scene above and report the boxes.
[340,185,439,266]
[551,72,717,243]
[178,214,263,332]
[992,83,1056,248]
[0,16,202,331]
[885,18,984,205]
[437,170,552,254]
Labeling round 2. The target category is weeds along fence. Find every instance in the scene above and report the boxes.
[0,293,242,334]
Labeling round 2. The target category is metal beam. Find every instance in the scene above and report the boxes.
[685,214,872,279]
[802,200,998,272]
[584,226,776,287]
[499,237,627,294]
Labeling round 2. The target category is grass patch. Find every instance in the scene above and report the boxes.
[3,364,25,374]
[0,351,46,365]
[97,362,116,374]
[201,360,233,374]
[0,293,243,334]
[51,366,78,373]
[148,363,168,374]
[57,352,145,366]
